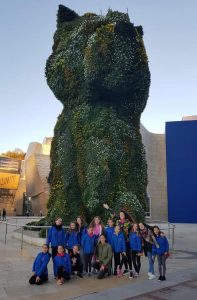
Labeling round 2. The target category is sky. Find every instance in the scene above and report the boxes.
[0,0,196,153]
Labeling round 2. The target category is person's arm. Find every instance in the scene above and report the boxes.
[164,237,169,253]
[152,242,156,256]
[137,236,142,253]
[77,231,80,245]
[81,233,86,249]
[103,204,118,221]
[62,228,66,247]
[37,254,51,277]
[46,227,52,246]
[65,231,69,248]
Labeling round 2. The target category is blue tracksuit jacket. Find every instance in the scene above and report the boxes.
[53,253,71,276]
[152,235,169,255]
[111,232,126,253]
[105,226,115,246]
[129,232,142,252]
[65,230,79,249]
[81,233,97,254]
[47,225,65,247]
[32,252,51,277]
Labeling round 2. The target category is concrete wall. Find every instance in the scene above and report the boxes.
[141,125,168,222]
[24,139,52,215]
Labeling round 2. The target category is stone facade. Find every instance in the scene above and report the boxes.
[24,138,52,215]
[141,125,168,222]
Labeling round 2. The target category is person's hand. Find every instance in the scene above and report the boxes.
[100,265,105,271]
[122,252,126,256]
[103,203,109,210]
[164,252,168,255]
[32,272,36,276]
[35,276,40,283]
[137,252,142,256]
[96,259,100,263]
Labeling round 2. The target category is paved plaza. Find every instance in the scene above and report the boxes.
[0,219,197,300]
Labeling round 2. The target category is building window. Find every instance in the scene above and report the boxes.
[145,193,151,218]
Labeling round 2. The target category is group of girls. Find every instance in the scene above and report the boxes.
[29,205,169,286]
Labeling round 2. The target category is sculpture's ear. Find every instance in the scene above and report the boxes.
[57,5,79,27]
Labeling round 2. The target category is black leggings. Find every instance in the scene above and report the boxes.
[124,246,133,271]
[57,266,70,280]
[84,253,93,273]
[114,252,127,271]
[131,250,141,274]
[29,274,48,285]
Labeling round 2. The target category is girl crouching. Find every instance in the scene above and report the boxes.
[54,245,71,285]
[29,244,51,285]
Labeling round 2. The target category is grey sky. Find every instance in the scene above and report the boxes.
[0,0,196,153]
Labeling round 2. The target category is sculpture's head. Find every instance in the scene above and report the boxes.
[46,5,150,116]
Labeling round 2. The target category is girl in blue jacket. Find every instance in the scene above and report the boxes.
[111,225,127,277]
[81,226,97,275]
[47,218,65,258]
[54,245,71,285]
[29,244,51,285]
[105,218,115,246]
[65,221,79,254]
[129,224,142,277]
[152,226,169,281]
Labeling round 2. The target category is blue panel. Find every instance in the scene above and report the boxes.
[166,120,197,223]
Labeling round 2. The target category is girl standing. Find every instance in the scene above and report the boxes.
[90,216,105,238]
[54,245,71,285]
[76,216,87,245]
[105,218,115,246]
[65,221,79,254]
[129,224,142,277]
[81,226,97,276]
[47,218,65,259]
[111,225,128,277]
[76,216,87,271]
[139,222,157,279]
[153,226,169,281]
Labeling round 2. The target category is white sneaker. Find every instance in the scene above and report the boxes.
[148,272,152,277]
[149,274,156,280]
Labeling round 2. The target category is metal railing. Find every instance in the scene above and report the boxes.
[1,219,176,252]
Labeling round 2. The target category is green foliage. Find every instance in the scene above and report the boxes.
[45,5,150,224]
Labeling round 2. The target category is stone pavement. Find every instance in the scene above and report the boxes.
[0,219,197,300]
